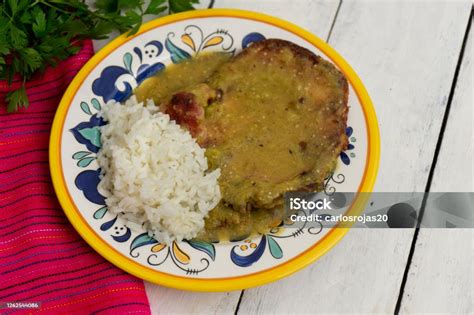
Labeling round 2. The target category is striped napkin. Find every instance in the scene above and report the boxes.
[0,40,151,314]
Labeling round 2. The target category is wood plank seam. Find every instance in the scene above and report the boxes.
[393,8,473,314]
[326,0,343,42]
[234,290,245,315]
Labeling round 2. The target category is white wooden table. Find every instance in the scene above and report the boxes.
[94,1,473,313]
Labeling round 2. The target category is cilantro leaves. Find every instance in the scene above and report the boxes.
[0,0,200,112]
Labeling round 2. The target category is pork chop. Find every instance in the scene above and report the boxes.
[163,39,349,240]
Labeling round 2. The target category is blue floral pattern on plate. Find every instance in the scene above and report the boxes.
[92,41,165,103]
[340,127,356,165]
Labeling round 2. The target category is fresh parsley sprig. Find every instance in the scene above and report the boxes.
[0,0,199,112]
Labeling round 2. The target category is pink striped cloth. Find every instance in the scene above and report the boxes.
[0,41,151,314]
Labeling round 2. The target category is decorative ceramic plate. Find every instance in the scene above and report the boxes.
[50,9,380,291]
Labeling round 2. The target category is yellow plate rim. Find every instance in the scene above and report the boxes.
[50,8,380,292]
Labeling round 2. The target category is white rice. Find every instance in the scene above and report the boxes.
[97,97,221,244]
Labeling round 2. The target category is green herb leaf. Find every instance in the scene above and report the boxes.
[7,0,18,16]
[169,0,199,13]
[9,25,28,48]
[20,48,42,73]
[145,0,167,15]
[32,10,47,38]
[118,0,144,10]
[6,86,29,112]
[96,0,120,12]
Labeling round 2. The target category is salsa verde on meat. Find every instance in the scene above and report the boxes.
[135,39,349,242]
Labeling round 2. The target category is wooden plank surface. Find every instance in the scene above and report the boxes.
[214,0,341,35]
[143,1,341,314]
[400,23,473,314]
[237,1,472,313]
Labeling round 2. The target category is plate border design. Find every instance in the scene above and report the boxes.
[50,9,380,291]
